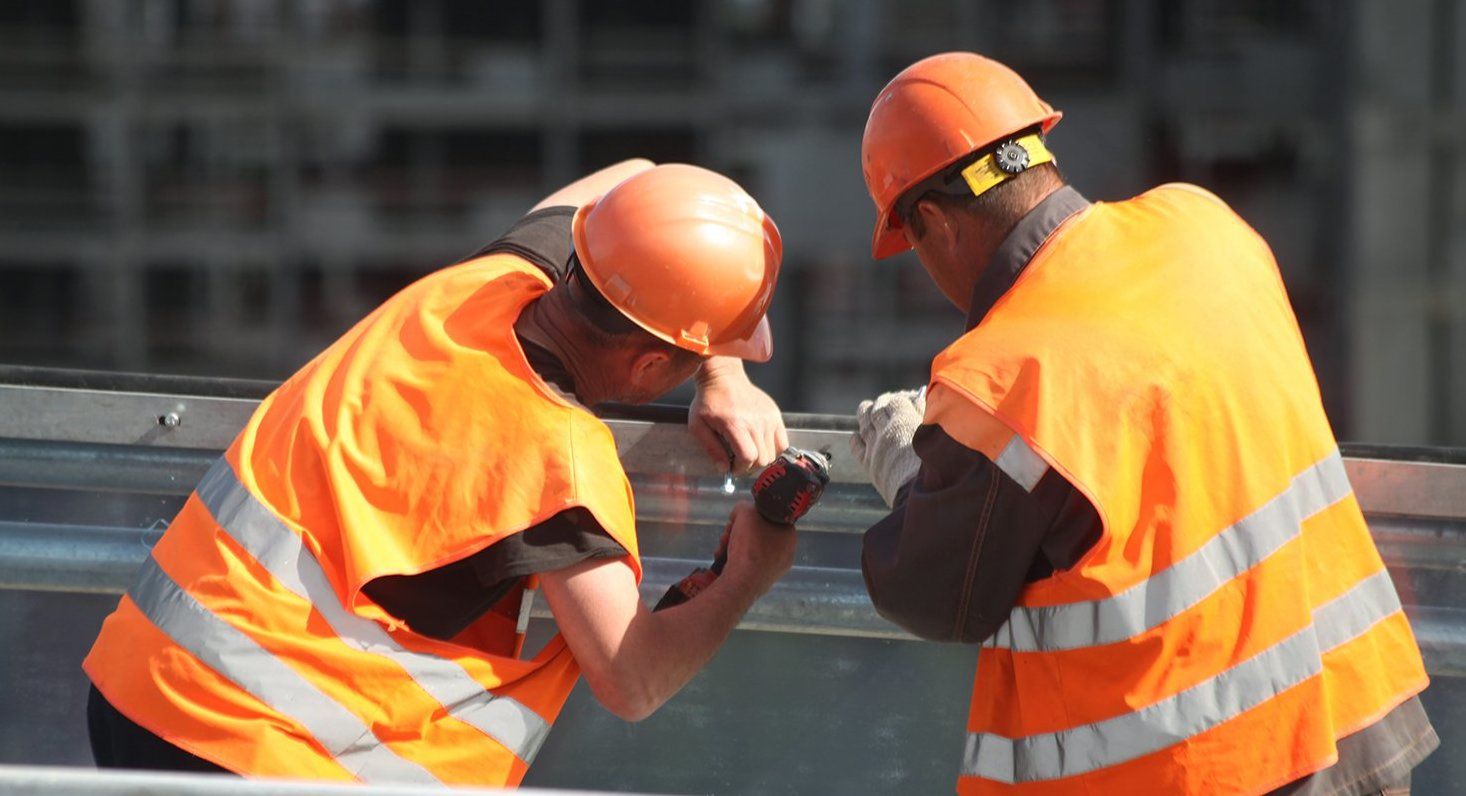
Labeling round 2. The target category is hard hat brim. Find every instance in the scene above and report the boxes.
[871,206,913,260]
[704,314,773,363]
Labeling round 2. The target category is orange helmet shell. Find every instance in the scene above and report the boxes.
[572,164,782,362]
[862,52,1062,259]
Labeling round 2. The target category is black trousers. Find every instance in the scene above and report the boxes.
[87,685,233,775]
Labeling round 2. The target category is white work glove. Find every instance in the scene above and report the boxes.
[851,388,926,507]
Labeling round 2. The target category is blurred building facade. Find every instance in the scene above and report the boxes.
[0,0,1462,443]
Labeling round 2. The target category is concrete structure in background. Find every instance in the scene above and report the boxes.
[1346,0,1466,444]
[0,0,1462,442]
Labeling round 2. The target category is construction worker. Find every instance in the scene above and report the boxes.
[82,161,797,786]
[850,53,1437,794]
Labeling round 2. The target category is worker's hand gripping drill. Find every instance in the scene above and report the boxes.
[655,448,831,610]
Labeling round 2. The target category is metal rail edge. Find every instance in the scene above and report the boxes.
[0,763,651,796]
[0,371,1463,675]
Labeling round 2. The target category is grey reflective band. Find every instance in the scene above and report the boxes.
[193,458,553,764]
[962,561,1407,783]
[128,558,439,784]
[1314,568,1402,651]
[139,458,551,769]
[994,435,1048,492]
[984,451,1353,652]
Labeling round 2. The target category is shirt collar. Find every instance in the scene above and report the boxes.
[517,335,579,397]
[965,185,1091,330]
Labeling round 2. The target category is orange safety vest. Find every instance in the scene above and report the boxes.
[83,255,641,786]
[924,184,1428,794]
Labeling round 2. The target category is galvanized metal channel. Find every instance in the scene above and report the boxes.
[0,369,1463,677]
[0,763,644,796]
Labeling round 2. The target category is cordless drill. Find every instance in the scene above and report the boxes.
[654,447,831,610]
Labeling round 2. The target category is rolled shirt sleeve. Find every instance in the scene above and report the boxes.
[363,508,625,642]
[861,399,1101,643]
[459,205,577,282]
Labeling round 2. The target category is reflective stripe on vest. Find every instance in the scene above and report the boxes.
[128,559,439,784]
[936,186,1429,792]
[983,450,1351,652]
[962,566,1403,784]
[994,435,1048,492]
[130,458,552,773]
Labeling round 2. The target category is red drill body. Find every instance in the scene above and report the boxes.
[655,448,830,610]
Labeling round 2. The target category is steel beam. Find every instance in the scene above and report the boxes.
[0,374,1464,678]
[0,764,635,796]
[0,383,870,482]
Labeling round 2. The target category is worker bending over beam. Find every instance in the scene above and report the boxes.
[83,161,796,787]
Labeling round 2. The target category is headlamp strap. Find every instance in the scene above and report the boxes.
[959,133,1055,199]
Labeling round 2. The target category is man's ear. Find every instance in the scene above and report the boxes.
[627,347,671,392]
[913,197,957,252]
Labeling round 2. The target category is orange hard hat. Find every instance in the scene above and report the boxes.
[572,164,782,361]
[862,52,1062,259]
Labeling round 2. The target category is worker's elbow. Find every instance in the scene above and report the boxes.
[865,572,972,643]
[863,541,992,643]
[871,593,1001,644]
[872,599,952,642]
[604,696,657,724]
[865,571,940,642]
[583,671,663,723]
[590,683,660,723]
[958,616,1004,645]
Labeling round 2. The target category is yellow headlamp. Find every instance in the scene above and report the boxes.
[958,133,1055,199]
[894,133,1057,225]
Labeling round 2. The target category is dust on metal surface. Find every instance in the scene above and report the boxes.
[0,375,1463,672]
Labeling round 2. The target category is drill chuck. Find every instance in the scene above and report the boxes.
[752,447,830,525]
[654,447,829,611]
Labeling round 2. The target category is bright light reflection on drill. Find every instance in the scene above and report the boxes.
[722,450,736,494]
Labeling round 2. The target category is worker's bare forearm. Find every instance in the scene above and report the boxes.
[606,569,765,720]
[539,554,774,722]
[542,503,792,721]
[696,355,746,385]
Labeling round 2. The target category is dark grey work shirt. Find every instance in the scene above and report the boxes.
[860,186,1436,794]
[362,207,626,641]
[861,186,1102,644]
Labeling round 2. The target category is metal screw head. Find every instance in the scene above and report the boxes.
[158,412,181,428]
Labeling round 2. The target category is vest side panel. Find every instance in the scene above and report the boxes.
[83,255,635,784]
[83,595,356,782]
[936,185,1428,792]
[228,254,639,620]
